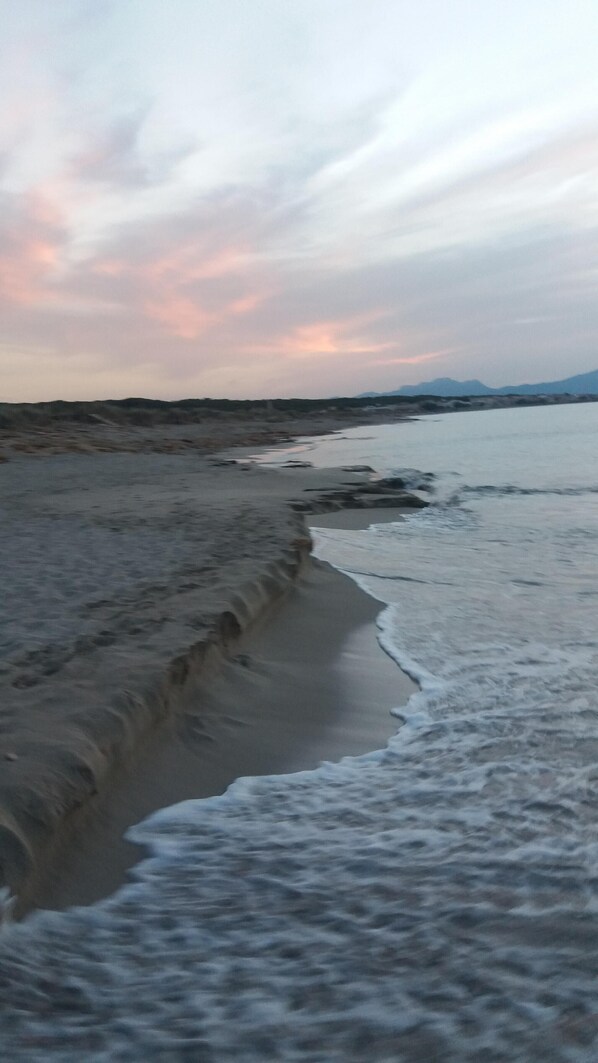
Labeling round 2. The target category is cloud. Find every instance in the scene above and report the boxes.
[297,112,598,270]
[371,350,452,368]
[1,24,598,405]
[70,108,195,190]
[70,109,150,187]
[144,295,214,340]
[0,188,67,306]
[2,164,598,401]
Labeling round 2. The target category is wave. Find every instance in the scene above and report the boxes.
[463,483,598,497]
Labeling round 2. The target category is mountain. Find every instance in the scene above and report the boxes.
[362,369,598,398]
[371,377,494,397]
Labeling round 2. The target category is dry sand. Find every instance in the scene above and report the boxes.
[0,436,423,914]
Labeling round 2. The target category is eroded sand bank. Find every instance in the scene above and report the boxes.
[0,444,423,912]
[34,560,416,910]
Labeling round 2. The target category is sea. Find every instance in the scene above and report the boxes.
[1,401,598,1061]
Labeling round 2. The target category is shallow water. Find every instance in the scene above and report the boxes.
[1,403,597,1061]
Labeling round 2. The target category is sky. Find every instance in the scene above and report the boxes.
[1,0,597,401]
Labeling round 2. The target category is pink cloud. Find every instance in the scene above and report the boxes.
[227,292,264,315]
[80,213,266,343]
[141,243,247,285]
[144,294,213,339]
[371,349,453,367]
[254,311,395,360]
[0,189,65,306]
[2,124,596,402]
[132,241,269,339]
[92,258,127,277]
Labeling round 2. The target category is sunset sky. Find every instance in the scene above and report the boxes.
[1,0,597,401]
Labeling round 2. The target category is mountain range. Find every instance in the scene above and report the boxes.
[361,368,598,398]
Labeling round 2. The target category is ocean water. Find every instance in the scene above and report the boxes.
[1,402,598,1061]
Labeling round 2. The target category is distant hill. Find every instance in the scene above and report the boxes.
[361,369,598,398]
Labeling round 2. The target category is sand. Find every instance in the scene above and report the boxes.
[33,560,416,910]
[311,507,412,530]
[0,440,423,913]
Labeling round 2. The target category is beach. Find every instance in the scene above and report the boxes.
[0,416,421,914]
[1,402,598,1060]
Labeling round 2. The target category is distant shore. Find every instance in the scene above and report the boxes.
[1,390,596,463]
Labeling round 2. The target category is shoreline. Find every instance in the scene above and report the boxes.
[0,440,425,915]
[32,557,416,911]
[1,392,593,463]
[2,404,596,1059]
